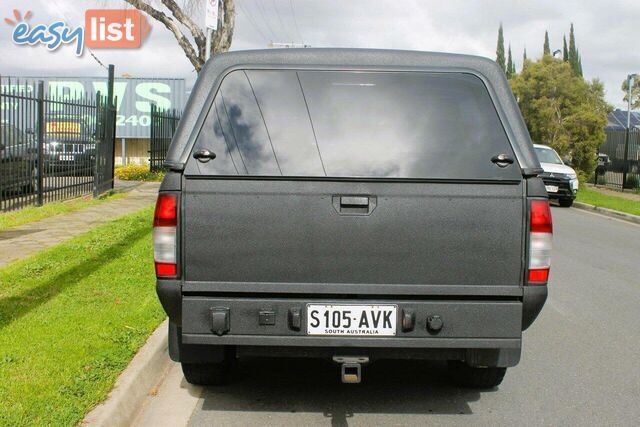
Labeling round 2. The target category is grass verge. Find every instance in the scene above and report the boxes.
[576,187,640,216]
[0,206,164,426]
[0,191,127,232]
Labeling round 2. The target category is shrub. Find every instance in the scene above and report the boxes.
[114,164,164,182]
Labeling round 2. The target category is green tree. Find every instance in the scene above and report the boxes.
[543,31,551,56]
[506,45,515,78]
[577,53,583,77]
[522,48,528,71]
[622,76,640,109]
[510,56,611,178]
[496,24,506,73]
[568,23,581,76]
[562,36,569,61]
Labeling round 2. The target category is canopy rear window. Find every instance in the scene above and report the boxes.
[189,70,519,180]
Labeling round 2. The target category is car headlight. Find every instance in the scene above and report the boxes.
[567,172,577,179]
[570,178,579,191]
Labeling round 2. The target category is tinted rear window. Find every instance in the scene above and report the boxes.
[189,70,519,179]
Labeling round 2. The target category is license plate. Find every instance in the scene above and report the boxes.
[307,304,397,336]
[545,185,559,193]
[59,155,74,161]
[47,121,81,134]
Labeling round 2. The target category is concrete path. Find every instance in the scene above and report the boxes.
[0,182,159,268]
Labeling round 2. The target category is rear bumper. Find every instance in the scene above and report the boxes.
[157,281,546,367]
[182,296,522,341]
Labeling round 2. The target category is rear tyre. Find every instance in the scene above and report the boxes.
[447,360,507,389]
[559,198,574,207]
[181,360,233,386]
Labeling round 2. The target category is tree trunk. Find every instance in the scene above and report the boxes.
[123,0,235,73]
[211,0,236,58]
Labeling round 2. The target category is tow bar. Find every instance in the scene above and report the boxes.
[333,356,369,384]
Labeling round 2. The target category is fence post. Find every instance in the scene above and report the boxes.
[36,81,45,206]
[93,91,101,198]
[150,103,156,171]
[107,64,116,190]
[622,127,630,189]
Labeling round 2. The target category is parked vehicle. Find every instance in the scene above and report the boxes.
[0,122,37,199]
[44,141,95,176]
[43,115,95,176]
[154,49,550,389]
[533,144,578,207]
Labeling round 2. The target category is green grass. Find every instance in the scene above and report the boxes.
[0,191,127,232]
[0,206,164,426]
[576,187,640,216]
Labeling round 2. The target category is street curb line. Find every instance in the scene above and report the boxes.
[82,319,170,427]
[573,202,640,225]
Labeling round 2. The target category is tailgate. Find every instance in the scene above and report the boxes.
[182,179,523,289]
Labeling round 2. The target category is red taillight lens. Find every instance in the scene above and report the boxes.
[530,199,553,233]
[528,199,552,285]
[528,268,549,284]
[155,262,177,277]
[153,193,178,278]
[154,193,177,227]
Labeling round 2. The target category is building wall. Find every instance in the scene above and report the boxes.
[4,77,186,139]
[115,138,150,166]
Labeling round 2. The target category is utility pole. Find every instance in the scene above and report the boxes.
[623,73,637,189]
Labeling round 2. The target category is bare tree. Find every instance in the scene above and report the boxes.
[123,0,235,72]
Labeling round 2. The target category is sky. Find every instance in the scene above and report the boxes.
[0,0,638,110]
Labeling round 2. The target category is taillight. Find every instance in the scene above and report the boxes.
[153,193,178,278]
[528,199,552,285]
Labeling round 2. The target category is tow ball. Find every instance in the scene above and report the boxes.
[332,356,369,384]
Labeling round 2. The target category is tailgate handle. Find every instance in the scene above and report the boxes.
[340,196,369,207]
[333,195,377,216]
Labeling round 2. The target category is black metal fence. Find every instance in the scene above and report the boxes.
[149,104,181,172]
[597,129,640,189]
[0,77,116,211]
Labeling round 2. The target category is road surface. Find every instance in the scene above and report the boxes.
[135,206,640,426]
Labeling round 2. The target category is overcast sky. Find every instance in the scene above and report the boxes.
[1,0,638,109]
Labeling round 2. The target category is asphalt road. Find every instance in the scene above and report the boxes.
[138,206,640,426]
